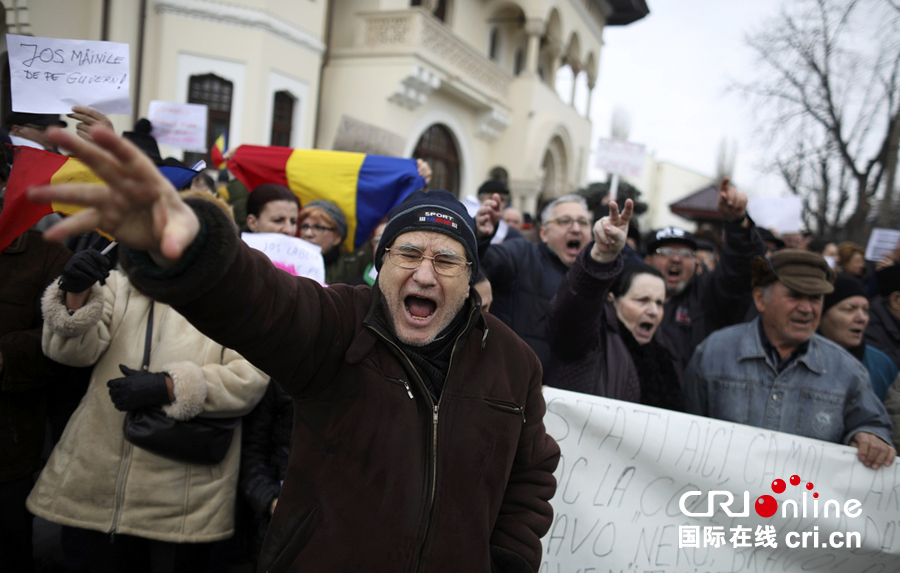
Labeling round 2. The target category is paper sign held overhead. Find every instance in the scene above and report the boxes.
[595,137,646,178]
[865,228,900,262]
[7,34,131,115]
[147,101,209,153]
[747,196,804,234]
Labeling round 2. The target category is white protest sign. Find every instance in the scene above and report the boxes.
[147,101,209,153]
[7,34,131,114]
[865,228,900,262]
[539,388,899,572]
[242,233,326,284]
[595,138,646,178]
[747,196,804,235]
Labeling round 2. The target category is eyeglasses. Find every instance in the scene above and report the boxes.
[385,246,471,277]
[545,216,591,229]
[655,247,695,259]
[300,223,336,234]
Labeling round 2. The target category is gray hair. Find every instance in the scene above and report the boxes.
[540,194,590,226]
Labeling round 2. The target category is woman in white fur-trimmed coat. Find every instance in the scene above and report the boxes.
[27,199,268,572]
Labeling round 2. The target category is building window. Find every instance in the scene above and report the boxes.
[184,73,233,168]
[271,90,295,147]
[489,28,499,61]
[513,48,524,75]
[411,0,447,23]
[414,124,460,197]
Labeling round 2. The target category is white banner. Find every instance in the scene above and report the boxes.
[7,34,131,115]
[242,233,326,284]
[539,388,899,572]
[148,101,209,153]
[595,138,646,178]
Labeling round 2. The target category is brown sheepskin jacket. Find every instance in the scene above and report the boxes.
[28,270,268,543]
[121,199,560,573]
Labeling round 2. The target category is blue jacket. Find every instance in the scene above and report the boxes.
[861,344,898,402]
[685,318,893,445]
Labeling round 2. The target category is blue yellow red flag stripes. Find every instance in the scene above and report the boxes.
[0,146,198,253]
[226,146,425,252]
[210,131,227,170]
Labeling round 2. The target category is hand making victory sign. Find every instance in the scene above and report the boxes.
[590,198,634,264]
[27,126,200,261]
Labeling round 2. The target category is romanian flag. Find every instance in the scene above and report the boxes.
[210,131,227,170]
[0,146,198,253]
[227,146,425,251]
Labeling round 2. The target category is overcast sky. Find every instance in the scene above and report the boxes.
[581,0,787,197]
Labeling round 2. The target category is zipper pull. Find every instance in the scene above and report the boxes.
[519,407,526,424]
[401,379,413,399]
[433,405,439,425]
[481,327,489,350]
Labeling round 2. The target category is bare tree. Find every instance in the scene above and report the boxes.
[737,0,900,241]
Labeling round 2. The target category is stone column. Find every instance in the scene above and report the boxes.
[524,19,545,77]
[584,78,596,117]
[568,67,581,106]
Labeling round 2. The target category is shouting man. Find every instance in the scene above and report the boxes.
[28,127,560,573]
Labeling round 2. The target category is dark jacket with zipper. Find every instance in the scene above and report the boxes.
[122,199,560,573]
[481,239,571,372]
[0,230,71,483]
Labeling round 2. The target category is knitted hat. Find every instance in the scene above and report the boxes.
[477,179,509,197]
[375,190,478,283]
[5,112,66,129]
[822,275,867,314]
[303,200,348,241]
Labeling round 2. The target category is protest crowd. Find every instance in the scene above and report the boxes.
[2,98,900,573]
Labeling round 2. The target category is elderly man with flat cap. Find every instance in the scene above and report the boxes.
[26,126,559,573]
[685,250,896,469]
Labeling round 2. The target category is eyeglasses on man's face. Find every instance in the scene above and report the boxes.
[385,246,471,277]
[655,247,695,259]
[545,216,591,229]
[300,223,336,234]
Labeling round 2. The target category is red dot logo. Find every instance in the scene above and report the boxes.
[806,482,814,490]
[755,495,778,518]
[771,479,786,494]
[790,475,801,486]
[813,493,819,498]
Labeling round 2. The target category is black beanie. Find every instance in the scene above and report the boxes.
[478,179,509,197]
[375,190,478,283]
[822,275,867,315]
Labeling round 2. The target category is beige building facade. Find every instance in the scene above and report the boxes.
[1,0,647,217]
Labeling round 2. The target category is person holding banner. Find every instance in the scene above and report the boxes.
[685,250,896,469]
[546,200,684,411]
[27,126,560,573]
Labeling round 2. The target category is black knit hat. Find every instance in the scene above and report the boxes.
[478,179,509,197]
[375,190,478,283]
[822,275,866,315]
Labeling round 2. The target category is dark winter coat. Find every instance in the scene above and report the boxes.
[0,230,70,483]
[122,199,560,573]
[865,297,900,370]
[660,219,766,370]
[481,239,571,371]
[546,248,683,411]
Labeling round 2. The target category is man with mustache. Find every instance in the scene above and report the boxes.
[644,177,766,369]
[685,250,895,469]
[27,126,560,573]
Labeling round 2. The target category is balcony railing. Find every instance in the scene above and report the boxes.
[355,8,512,101]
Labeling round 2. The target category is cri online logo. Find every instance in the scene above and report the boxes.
[680,474,863,519]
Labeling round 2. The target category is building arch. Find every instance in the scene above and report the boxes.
[486,3,526,73]
[404,110,473,197]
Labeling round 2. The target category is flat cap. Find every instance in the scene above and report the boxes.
[769,249,835,295]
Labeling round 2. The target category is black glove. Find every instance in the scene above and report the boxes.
[107,365,171,412]
[59,249,112,292]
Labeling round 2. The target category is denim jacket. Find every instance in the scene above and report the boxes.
[685,318,893,445]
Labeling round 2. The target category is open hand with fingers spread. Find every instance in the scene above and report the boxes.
[590,199,634,264]
[27,126,200,261]
[67,106,115,142]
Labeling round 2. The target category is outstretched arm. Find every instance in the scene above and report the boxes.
[28,126,200,262]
